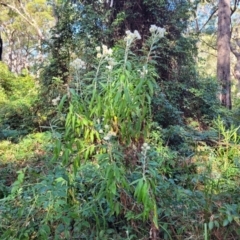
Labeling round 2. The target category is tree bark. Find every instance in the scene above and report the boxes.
[217,0,231,109]
[230,30,240,93]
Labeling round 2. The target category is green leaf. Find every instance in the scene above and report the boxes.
[223,219,229,227]
[152,203,158,229]
[227,215,233,223]
[17,171,25,182]
[214,220,219,228]
[147,80,154,96]
[134,178,144,200]
[141,181,148,204]
[72,114,76,130]
[109,182,116,195]
[208,221,214,230]
[54,140,61,156]
[115,202,120,215]
[131,178,143,185]
[40,224,50,235]
[55,177,67,185]
[99,230,105,238]
[58,94,67,111]
[120,74,125,82]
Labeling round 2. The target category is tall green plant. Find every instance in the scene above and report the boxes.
[54,25,166,233]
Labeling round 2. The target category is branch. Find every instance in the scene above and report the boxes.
[199,6,218,33]
[199,50,217,58]
[231,0,240,15]
[200,37,217,51]
[230,42,240,58]
[198,1,239,34]
[0,2,44,40]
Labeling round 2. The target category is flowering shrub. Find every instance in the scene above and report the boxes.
[149,25,166,37]
[70,58,86,70]
[124,30,141,43]
[96,44,113,58]
[54,25,166,235]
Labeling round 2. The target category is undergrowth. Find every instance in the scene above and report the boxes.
[0,28,239,240]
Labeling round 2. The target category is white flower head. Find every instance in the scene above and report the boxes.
[141,142,150,151]
[150,24,158,33]
[106,65,113,70]
[140,65,148,78]
[103,135,111,141]
[96,46,101,52]
[103,131,117,141]
[125,30,131,35]
[157,27,166,38]
[70,58,86,70]
[149,25,166,38]
[102,44,108,55]
[108,58,116,66]
[97,45,113,58]
[124,30,134,42]
[134,30,141,40]
[97,53,102,58]
[52,95,61,106]
[142,143,148,148]
[107,48,113,56]
[124,29,141,43]
[80,60,86,69]
[143,65,148,73]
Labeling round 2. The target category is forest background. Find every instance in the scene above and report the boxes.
[0,0,240,239]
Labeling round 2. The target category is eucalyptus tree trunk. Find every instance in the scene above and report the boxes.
[217,0,231,109]
[230,28,240,93]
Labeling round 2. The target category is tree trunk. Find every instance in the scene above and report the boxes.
[230,28,240,93]
[217,0,231,109]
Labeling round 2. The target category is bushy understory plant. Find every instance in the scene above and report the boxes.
[53,25,168,238]
[199,119,240,239]
[0,166,75,239]
[0,62,39,140]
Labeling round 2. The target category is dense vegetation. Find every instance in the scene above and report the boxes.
[0,0,240,239]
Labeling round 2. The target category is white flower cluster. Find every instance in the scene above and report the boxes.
[103,130,117,141]
[96,44,113,58]
[106,58,116,71]
[96,45,116,71]
[70,58,86,70]
[124,30,141,43]
[141,142,150,151]
[98,124,109,134]
[52,95,61,106]
[139,65,148,78]
[97,120,117,141]
[149,25,166,38]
